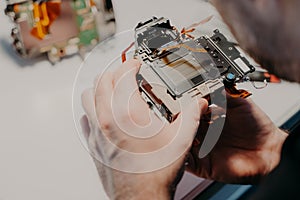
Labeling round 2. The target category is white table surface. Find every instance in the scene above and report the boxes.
[0,1,299,200]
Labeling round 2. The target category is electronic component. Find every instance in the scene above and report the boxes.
[5,0,116,63]
[248,71,281,83]
[133,17,255,122]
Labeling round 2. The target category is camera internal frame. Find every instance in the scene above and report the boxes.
[133,17,255,122]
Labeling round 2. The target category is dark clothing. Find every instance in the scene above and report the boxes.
[252,128,300,199]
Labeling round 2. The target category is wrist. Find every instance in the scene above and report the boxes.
[265,127,288,174]
[113,174,171,200]
[124,186,170,200]
[115,183,170,200]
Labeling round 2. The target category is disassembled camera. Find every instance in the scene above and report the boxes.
[131,17,255,122]
[5,0,115,63]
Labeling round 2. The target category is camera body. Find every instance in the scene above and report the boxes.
[134,17,255,122]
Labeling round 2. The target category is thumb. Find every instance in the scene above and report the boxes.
[168,98,208,152]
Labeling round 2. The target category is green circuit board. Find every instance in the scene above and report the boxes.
[72,0,99,46]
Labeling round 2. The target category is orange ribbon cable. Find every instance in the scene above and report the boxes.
[122,42,135,63]
[31,1,61,40]
[90,0,96,7]
[160,43,207,54]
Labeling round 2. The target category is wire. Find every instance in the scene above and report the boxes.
[186,15,214,30]
[251,79,268,89]
[245,76,268,89]
[121,42,134,63]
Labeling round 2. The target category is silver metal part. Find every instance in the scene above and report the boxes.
[135,17,255,122]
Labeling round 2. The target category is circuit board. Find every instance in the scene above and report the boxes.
[133,17,255,122]
[5,0,115,63]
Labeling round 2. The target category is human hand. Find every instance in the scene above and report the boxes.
[81,59,208,199]
[186,95,288,184]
